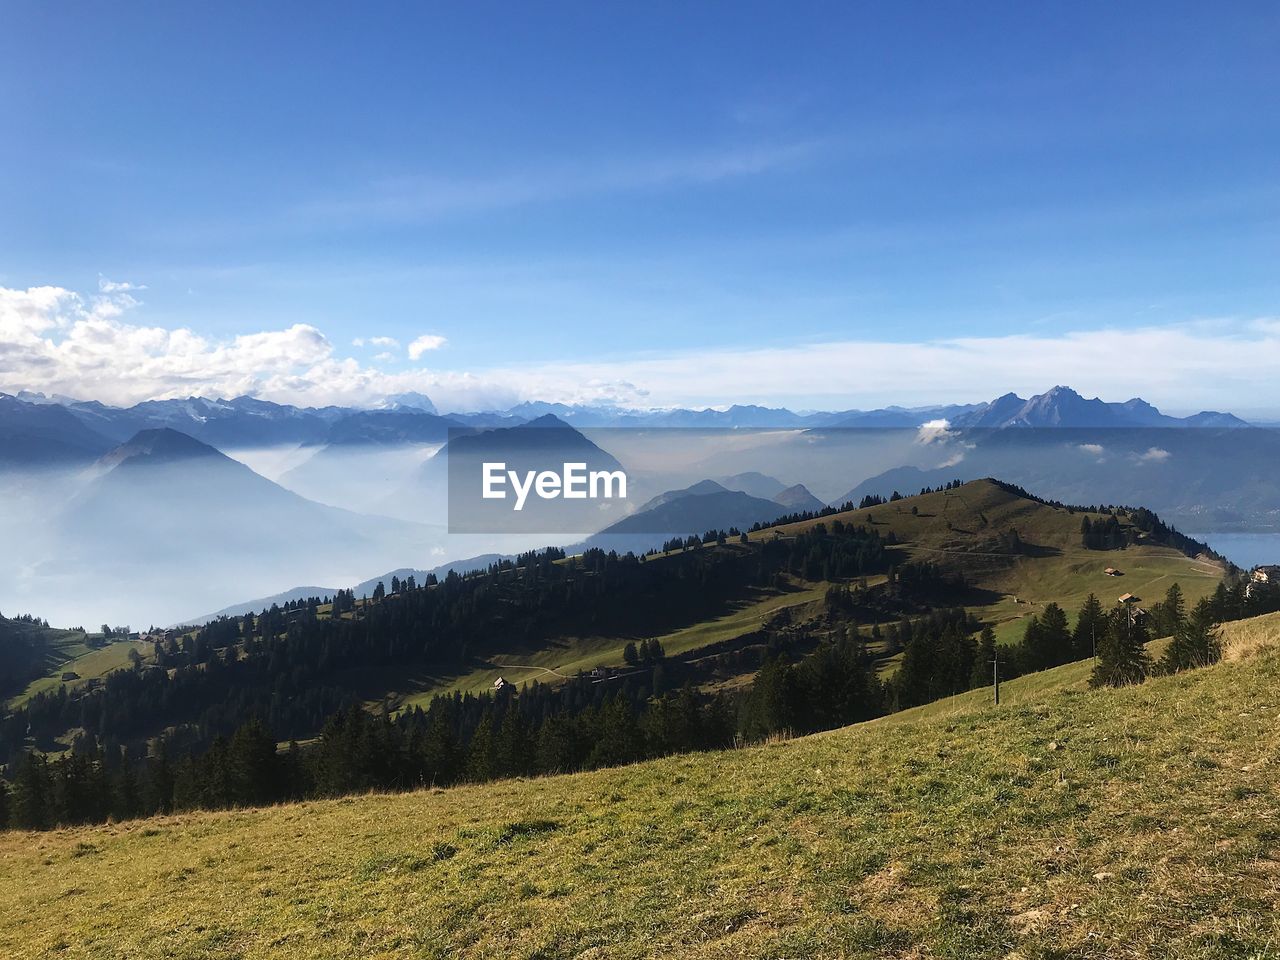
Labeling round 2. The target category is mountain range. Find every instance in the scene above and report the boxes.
[1,386,1251,470]
[941,386,1247,430]
[2,384,1274,626]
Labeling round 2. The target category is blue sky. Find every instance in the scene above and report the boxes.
[2,2,1279,412]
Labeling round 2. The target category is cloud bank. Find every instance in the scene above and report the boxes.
[3,282,1280,415]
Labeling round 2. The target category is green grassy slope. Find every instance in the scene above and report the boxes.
[8,640,152,709]
[394,480,1224,701]
[3,616,1277,959]
[0,619,127,707]
[774,479,1224,646]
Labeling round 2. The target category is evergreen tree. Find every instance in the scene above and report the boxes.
[227,719,279,807]
[1090,605,1152,687]
[1072,594,1106,660]
[534,714,579,774]
[971,625,996,687]
[1014,604,1071,672]
[111,763,141,822]
[739,657,801,740]
[1020,614,1046,671]
[1154,583,1186,639]
[146,741,174,815]
[1162,597,1222,672]
[465,714,496,782]
[494,711,532,778]
[12,753,52,830]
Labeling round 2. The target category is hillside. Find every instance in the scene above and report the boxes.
[0,617,99,702]
[3,479,1226,759]
[2,614,1276,958]
[449,479,1224,696]
[772,479,1224,642]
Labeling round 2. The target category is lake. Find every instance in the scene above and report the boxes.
[1186,532,1280,570]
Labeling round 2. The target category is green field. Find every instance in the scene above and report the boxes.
[5,637,150,710]
[3,614,1277,958]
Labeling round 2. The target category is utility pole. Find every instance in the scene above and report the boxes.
[990,648,1001,706]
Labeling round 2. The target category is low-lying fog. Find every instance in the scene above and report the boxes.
[7,422,1273,629]
[1,429,937,628]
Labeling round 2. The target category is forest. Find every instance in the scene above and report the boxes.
[4,568,1271,832]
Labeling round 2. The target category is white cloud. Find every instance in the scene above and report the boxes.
[915,418,973,467]
[407,334,447,359]
[1134,447,1172,464]
[481,323,1280,415]
[97,276,147,294]
[916,418,954,443]
[353,335,400,350]
[1078,443,1106,460]
[4,282,1280,416]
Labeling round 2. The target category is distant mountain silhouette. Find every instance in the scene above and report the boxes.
[949,386,1249,430]
[596,486,786,537]
[55,429,446,625]
[0,393,115,466]
[323,409,461,446]
[773,483,825,513]
[718,471,787,499]
[4,387,1254,463]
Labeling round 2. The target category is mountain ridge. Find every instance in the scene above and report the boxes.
[1,386,1254,464]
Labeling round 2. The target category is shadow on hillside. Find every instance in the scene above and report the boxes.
[1016,542,1062,559]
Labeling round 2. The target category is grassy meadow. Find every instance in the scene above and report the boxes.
[394,481,1227,703]
[2,613,1277,959]
[9,639,152,710]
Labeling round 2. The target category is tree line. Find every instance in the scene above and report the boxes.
[2,571,1259,832]
[1,521,891,773]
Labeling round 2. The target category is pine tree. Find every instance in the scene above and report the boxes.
[146,741,174,815]
[12,753,52,830]
[227,719,279,807]
[1072,594,1106,660]
[111,763,141,822]
[1161,597,1222,672]
[1020,614,1046,671]
[1039,603,1071,668]
[465,715,496,782]
[971,625,996,687]
[739,658,802,740]
[1090,605,1152,687]
[1155,583,1186,639]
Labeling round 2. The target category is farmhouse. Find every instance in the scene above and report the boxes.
[1247,566,1280,599]
[1104,567,1122,577]
[1252,565,1280,584]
